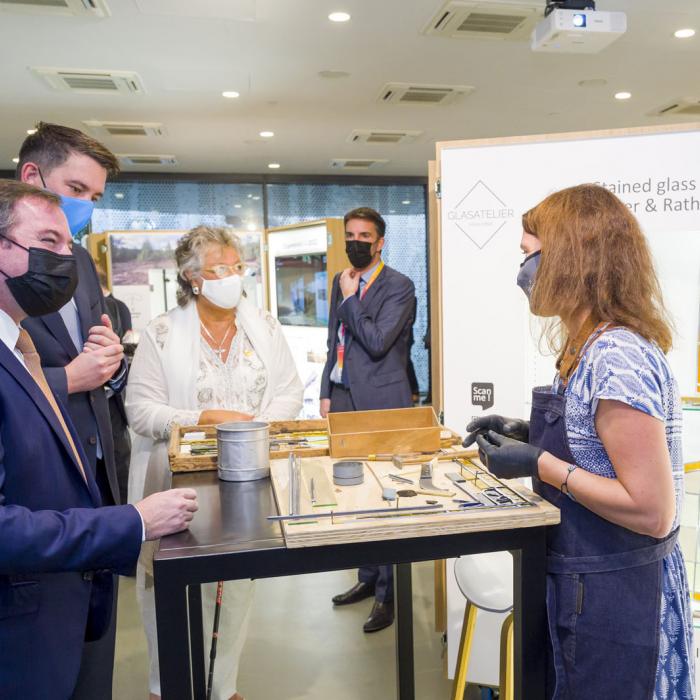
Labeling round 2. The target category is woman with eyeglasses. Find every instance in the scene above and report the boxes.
[126,225,303,700]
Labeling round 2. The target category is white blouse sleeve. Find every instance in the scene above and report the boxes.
[125,327,202,441]
[256,318,304,422]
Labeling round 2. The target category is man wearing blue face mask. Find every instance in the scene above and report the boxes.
[16,123,128,700]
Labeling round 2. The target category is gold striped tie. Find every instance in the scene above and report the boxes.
[16,328,87,483]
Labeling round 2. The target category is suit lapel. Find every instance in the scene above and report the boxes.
[36,312,79,359]
[0,343,95,497]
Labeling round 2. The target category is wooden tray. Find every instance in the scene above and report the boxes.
[269,453,560,549]
[327,406,442,458]
[168,419,329,473]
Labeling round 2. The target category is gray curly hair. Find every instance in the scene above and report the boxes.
[175,225,243,307]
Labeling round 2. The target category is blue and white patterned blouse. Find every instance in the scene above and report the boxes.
[557,327,694,699]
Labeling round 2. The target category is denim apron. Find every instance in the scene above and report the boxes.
[530,325,678,699]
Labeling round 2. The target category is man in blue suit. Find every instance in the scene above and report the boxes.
[0,180,198,700]
[17,122,131,697]
[320,207,416,633]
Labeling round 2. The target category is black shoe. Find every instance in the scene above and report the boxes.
[332,581,375,606]
[363,601,394,633]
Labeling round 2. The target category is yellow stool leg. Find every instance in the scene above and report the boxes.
[451,601,478,700]
[499,611,514,700]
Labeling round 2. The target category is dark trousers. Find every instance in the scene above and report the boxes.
[71,574,119,700]
[329,384,394,605]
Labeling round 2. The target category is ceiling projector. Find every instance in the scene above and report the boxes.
[532,2,627,54]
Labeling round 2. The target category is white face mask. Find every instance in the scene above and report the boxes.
[200,274,242,309]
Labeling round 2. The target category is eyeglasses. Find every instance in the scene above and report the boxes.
[202,263,245,278]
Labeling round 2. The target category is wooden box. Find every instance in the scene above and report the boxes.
[168,419,328,473]
[327,406,442,458]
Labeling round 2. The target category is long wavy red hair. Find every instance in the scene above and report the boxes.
[523,184,673,353]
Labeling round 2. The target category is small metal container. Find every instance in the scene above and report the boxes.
[216,421,270,482]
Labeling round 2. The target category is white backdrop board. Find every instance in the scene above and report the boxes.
[435,123,700,680]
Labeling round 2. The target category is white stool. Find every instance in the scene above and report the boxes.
[451,552,514,700]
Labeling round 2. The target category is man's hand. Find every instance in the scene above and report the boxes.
[463,415,530,447]
[82,314,121,352]
[475,431,543,480]
[135,488,199,540]
[339,268,360,299]
[65,344,124,393]
[320,398,331,418]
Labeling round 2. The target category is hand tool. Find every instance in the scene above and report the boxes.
[310,477,316,505]
[268,503,442,522]
[388,473,414,485]
[419,459,454,495]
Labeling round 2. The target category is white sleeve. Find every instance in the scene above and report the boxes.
[125,329,201,440]
[257,321,304,422]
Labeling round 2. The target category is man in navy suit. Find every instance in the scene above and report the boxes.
[0,180,198,699]
[320,207,416,633]
[17,123,130,697]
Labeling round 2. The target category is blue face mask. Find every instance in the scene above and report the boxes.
[517,251,541,298]
[38,168,94,237]
[59,195,94,236]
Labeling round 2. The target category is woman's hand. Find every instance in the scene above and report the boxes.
[463,415,530,447]
[198,409,254,425]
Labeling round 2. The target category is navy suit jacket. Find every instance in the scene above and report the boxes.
[320,264,416,410]
[0,341,142,699]
[21,244,126,505]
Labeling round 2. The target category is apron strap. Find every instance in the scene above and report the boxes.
[547,528,678,574]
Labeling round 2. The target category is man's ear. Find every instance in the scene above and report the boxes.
[375,236,385,254]
[19,162,42,187]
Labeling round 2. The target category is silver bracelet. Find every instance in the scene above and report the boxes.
[560,464,579,502]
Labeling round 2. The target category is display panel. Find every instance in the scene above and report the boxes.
[274,253,328,327]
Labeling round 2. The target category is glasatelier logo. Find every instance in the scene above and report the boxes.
[448,180,514,249]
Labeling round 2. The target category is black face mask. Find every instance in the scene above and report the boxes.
[0,235,78,317]
[345,240,375,269]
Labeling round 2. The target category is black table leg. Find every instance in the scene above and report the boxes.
[512,528,548,700]
[394,562,415,700]
[155,571,193,700]
[188,585,206,700]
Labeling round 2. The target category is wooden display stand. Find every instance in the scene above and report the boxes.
[328,406,442,457]
[168,419,328,472]
[269,452,560,549]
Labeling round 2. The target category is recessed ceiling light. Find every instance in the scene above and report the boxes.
[26,129,37,135]
[234,204,242,209]
[114,192,124,199]
[674,28,696,39]
[11,157,19,164]
[268,163,281,169]
[247,194,253,198]
[222,91,240,99]
[402,200,411,205]
[329,11,350,22]
[252,196,260,200]
[614,91,632,100]
[259,131,274,138]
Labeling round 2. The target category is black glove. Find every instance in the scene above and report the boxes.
[475,431,543,479]
[463,415,530,448]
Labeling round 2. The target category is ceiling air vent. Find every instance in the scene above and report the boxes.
[118,154,177,166]
[650,98,700,117]
[30,68,145,94]
[0,0,109,17]
[378,82,474,106]
[424,1,540,41]
[83,120,166,137]
[348,129,422,145]
[331,159,388,170]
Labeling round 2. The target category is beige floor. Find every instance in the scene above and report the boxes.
[113,562,484,699]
